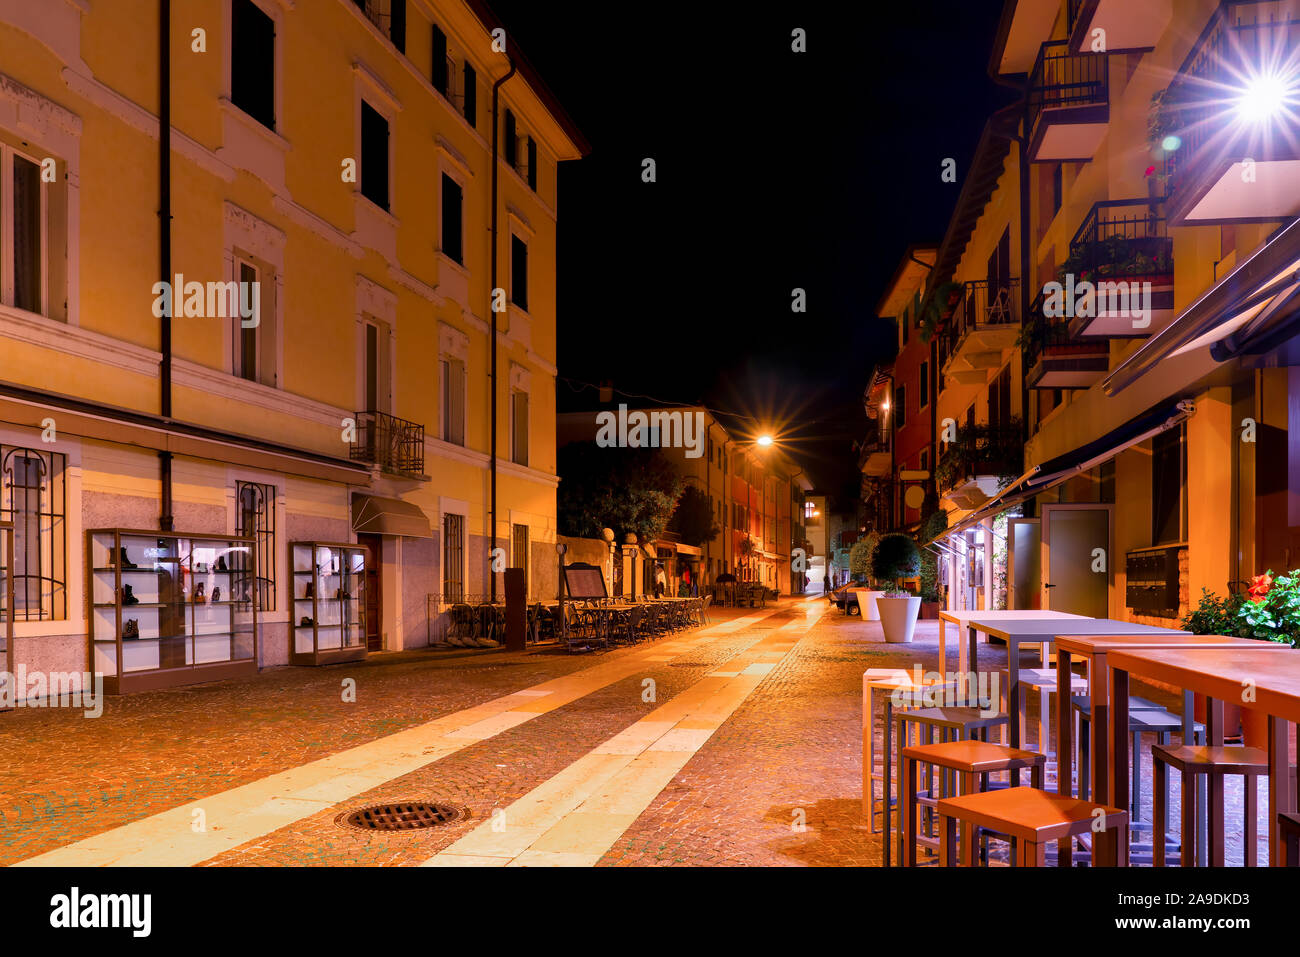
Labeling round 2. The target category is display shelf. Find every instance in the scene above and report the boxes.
[0,524,12,713]
[289,541,368,665]
[87,528,258,694]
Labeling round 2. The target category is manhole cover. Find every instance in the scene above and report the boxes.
[336,802,464,831]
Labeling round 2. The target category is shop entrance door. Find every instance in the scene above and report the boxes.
[357,533,382,651]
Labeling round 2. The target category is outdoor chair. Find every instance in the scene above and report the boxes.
[698,594,713,626]
[937,787,1129,867]
[1152,744,1267,867]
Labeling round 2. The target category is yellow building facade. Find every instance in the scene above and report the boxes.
[0,0,585,691]
[925,0,1300,623]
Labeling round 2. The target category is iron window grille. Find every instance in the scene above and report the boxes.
[443,512,464,604]
[235,481,276,611]
[0,446,66,620]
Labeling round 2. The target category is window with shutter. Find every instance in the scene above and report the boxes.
[231,0,275,129]
[360,101,389,210]
[442,358,465,446]
[432,25,448,94]
[511,391,529,466]
[526,138,537,190]
[511,235,527,310]
[441,174,462,263]
[504,109,517,166]
[463,62,477,126]
[391,0,405,53]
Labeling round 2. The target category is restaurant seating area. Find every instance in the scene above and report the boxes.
[867,610,1300,867]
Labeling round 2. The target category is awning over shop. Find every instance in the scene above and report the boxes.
[674,543,702,557]
[1105,216,1300,395]
[351,493,432,538]
[925,399,1195,548]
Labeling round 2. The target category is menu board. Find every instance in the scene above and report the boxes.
[563,564,607,600]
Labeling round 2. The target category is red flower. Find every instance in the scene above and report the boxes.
[1248,573,1274,603]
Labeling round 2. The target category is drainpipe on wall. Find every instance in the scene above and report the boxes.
[489,55,516,603]
[158,0,174,532]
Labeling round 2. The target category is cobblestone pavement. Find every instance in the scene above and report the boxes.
[0,605,766,865]
[0,598,1281,866]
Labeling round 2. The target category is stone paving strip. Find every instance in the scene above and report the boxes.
[421,604,825,866]
[14,606,786,868]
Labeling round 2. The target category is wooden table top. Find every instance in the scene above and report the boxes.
[1056,632,1270,656]
[1107,646,1300,722]
[939,609,1088,625]
[967,618,1187,640]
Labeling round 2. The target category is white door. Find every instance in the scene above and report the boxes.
[1041,504,1113,617]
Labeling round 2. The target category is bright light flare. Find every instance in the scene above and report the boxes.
[756,434,774,447]
[1237,72,1291,123]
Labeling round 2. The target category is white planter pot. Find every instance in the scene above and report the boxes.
[877,596,921,644]
[855,590,884,621]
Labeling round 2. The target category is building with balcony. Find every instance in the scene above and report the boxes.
[916,0,1300,627]
[0,1,586,691]
[557,406,809,596]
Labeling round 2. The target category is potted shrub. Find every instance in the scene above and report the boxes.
[871,533,922,643]
[849,533,883,620]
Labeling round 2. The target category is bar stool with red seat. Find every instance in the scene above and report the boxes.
[899,739,1045,867]
[937,786,1130,867]
[1151,744,1267,866]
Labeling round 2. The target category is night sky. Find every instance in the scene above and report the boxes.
[488,1,1015,500]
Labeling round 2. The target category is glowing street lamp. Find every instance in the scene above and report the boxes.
[1237,72,1292,124]
[756,434,774,448]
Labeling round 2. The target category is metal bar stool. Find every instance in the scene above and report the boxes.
[891,707,1009,865]
[938,786,1130,867]
[1152,744,1267,867]
[900,740,1045,867]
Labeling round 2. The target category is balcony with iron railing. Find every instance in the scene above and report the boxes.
[1027,39,1110,162]
[1161,1,1300,224]
[935,423,1024,510]
[1022,291,1109,390]
[1058,198,1175,337]
[941,279,1021,384]
[858,428,892,478]
[351,410,426,478]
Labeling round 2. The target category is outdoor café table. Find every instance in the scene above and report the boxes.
[965,617,1188,749]
[862,668,956,867]
[1055,633,1269,807]
[1107,646,1299,866]
[939,609,1089,676]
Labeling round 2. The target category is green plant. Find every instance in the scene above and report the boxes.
[916,280,964,343]
[667,484,721,547]
[1237,571,1300,647]
[848,538,873,583]
[871,532,921,584]
[1180,587,1247,637]
[918,510,947,602]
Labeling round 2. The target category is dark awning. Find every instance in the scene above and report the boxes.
[1104,217,1300,395]
[351,494,432,538]
[927,399,1194,546]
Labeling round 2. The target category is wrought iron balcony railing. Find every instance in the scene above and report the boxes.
[945,278,1021,351]
[936,424,1023,494]
[1062,199,1173,284]
[1163,1,1300,210]
[351,410,425,477]
[1027,39,1109,134]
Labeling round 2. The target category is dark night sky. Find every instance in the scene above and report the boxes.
[488,1,1016,501]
